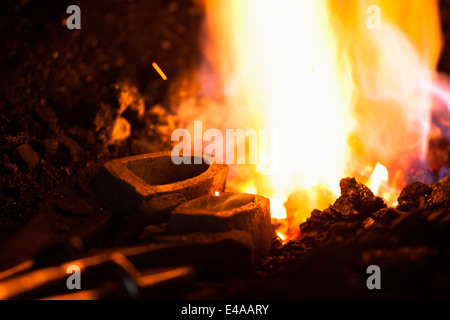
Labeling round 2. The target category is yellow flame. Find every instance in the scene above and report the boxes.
[270,197,286,220]
[368,163,389,196]
[276,231,286,242]
[189,0,354,219]
[239,181,257,195]
[174,0,443,227]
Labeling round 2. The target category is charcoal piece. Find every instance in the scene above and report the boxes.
[310,208,322,219]
[332,177,386,220]
[390,211,431,246]
[323,221,361,243]
[34,104,59,133]
[41,138,59,159]
[362,217,375,228]
[1,135,29,153]
[428,184,450,207]
[299,214,332,234]
[397,181,432,212]
[1,154,18,174]
[371,207,406,226]
[299,233,321,249]
[357,223,397,248]
[322,206,343,221]
[93,102,119,143]
[55,132,84,163]
[30,138,59,161]
[13,144,40,170]
[66,126,96,147]
[269,238,283,256]
[299,206,343,238]
[437,174,450,187]
[280,240,306,254]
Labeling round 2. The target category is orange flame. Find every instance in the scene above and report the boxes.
[368,163,388,197]
[172,0,443,232]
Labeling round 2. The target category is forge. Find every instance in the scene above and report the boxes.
[1,0,450,302]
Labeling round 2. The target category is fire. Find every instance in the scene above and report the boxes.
[276,231,286,242]
[269,197,286,220]
[172,0,443,232]
[368,163,388,196]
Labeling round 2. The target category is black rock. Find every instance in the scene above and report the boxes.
[324,221,361,242]
[332,177,386,220]
[371,207,406,226]
[429,184,450,207]
[299,215,331,234]
[390,211,431,246]
[66,126,96,147]
[397,181,432,212]
[13,144,40,170]
[357,222,396,248]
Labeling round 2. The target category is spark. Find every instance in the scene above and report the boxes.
[152,62,167,80]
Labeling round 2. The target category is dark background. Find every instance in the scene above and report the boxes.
[0,0,204,241]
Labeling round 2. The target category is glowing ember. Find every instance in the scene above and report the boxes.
[109,83,145,143]
[110,116,131,143]
[152,62,168,81]
[276,231,286,242]
[172,0,444,232]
